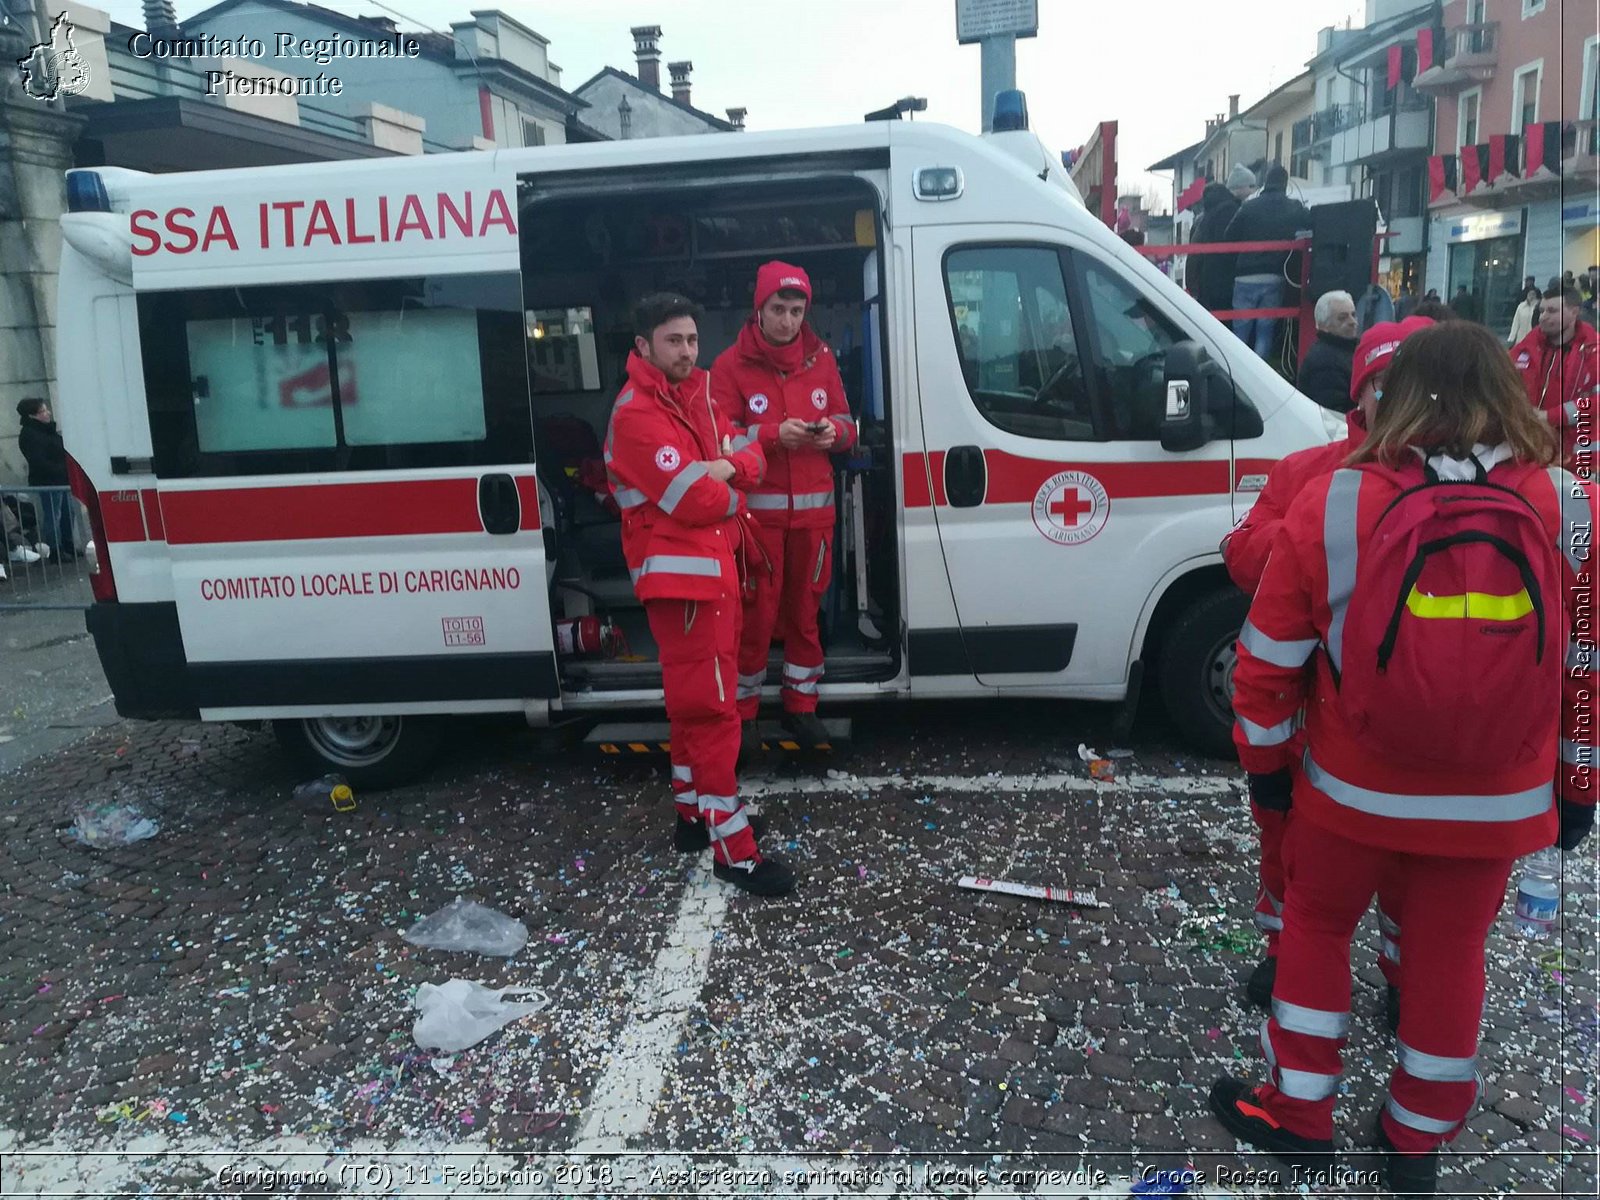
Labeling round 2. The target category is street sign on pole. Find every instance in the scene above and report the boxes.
[955,0,1038,44]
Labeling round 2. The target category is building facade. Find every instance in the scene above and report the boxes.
[572,27,740,140]
[1418,0,1597,335]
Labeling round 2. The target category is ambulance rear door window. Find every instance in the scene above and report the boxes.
[138,272,531,477]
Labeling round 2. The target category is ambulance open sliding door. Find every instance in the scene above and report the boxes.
[135,271,557,715]
[910,227,1234,689]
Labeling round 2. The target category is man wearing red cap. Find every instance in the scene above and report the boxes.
[607,293,793,896]
[1511,284,1598,470]
[1223,316,1433,1021]
[712,261,858,753]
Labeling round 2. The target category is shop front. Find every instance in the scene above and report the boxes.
[1445,209,1525,338]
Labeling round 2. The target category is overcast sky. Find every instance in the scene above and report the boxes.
[87,0,1371,203]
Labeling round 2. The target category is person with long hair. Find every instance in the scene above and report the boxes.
[1506,283,1543,347]
[1208,322,1596,1195]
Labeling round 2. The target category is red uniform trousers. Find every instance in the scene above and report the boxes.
[1254,801,1402,988]
[1258,817,1511,1153]
[736,523,832,718]
[646,597,759,867]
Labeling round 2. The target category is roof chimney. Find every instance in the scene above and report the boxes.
[725,107,747,131]
[668,60,692,106]
[1228,93,1240,119]
[631,25,662,91]
[143,0,181,39]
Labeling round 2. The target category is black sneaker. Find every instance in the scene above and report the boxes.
[1374,1113,1438,1196]
[782,711,831,747]
[1207,1077,1335,1176]
[674,813,768,853]
[1246,956,1277,1008]
[1385,984,1401,1035]
[713,855,795,896]
[737,720,762,771]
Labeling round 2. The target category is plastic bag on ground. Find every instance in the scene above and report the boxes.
[412,979,549,1052]
[71,803,159,848]
[401,896,528,957]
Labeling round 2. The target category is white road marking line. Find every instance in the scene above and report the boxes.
[570,865,729,1153]
[740,771,1243,797]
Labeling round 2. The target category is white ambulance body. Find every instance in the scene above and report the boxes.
[55,112,1336,784]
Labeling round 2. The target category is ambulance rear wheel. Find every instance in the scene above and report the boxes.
[274,715,444,789]
[1158,588,1248,759]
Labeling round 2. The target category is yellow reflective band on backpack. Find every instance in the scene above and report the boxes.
[1404,586,1533,621]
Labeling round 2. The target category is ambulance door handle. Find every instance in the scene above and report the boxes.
[478,473,522,535]
[944,445,986,508]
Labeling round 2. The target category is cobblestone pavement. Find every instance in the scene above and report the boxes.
[0,701,1593,1197]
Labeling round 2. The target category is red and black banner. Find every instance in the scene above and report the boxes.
[1460,143,1488,193]
[1386,45,1416,90]
[1177,175,1207,212]
[1428,154,1457,202]
[1487,134,1519,182]
[1524,121,1562,177]
[1416,26,1441,75]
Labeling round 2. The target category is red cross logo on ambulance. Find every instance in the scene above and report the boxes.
[1031,470,1110,545]
[748,393,770,415]
[810,387,828,410]
[654,445,681,472]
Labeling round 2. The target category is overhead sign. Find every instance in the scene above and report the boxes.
[956,0,1039,44]
[1446,209,1524,244]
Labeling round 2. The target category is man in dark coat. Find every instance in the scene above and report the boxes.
[1224,164,1311,358]
[1295,290,1358,411]
[16,397,73,557]
[1187,164,1255,312]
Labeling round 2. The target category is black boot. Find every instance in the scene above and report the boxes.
[1246,956,1277,1008]
[1385,983,1401,1035]
[713,854,795,896]
[1207,1078,1335,1176]
[1375,1114,1438,1196]
[674,813,767,853]
[736,720,762,771]
[782,711,831,748]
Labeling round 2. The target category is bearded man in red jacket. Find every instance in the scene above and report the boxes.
[1512,284,1599,469]
[606,293,793,896]
[712,262,857,755]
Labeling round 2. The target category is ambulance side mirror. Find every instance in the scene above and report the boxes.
[1160,341,1215,454]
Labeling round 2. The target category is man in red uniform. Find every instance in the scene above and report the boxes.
[712,262,857,752]
[1223,317,1432,1018]
[1512,284,1599,468]
[606,293,793,896]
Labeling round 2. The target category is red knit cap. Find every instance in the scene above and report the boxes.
[1350,315,1434,402]
[754,260,811,314]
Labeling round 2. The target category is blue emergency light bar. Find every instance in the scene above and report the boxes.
[66,170,110,213]
[992,90,1029,132]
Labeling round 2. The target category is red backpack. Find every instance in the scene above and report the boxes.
[1337,457,1563,772]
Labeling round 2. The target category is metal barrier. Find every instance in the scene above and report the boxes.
[1,486,92,609]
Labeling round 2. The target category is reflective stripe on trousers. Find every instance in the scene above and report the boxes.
[783,661,824,696]
[1254,885,1284,933]
[1260,1019,1341,1101]
[736,670,765,701]
[1304,756,1553,823]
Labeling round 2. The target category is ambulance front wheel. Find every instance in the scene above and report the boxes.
[1158,588,1248,759]
[274,715,444,789]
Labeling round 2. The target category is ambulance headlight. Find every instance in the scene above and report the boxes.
[1319,406,1346,442]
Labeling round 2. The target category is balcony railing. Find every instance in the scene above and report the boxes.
[1292,103,1362,156]
[1414,21,1498,93]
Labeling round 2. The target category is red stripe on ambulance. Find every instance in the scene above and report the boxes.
[161,479,485,545]
[900,452,1229,507]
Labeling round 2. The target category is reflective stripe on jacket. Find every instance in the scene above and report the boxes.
[1232,457,1596,857]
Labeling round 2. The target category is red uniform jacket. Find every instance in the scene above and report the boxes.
[1233,456,1597,858]
[605,353,766,602]
[710,323,857,530]
[1513,321,1599,467]
[1224,411,1368,594]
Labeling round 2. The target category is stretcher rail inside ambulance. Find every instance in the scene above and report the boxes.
[54,99,1337,785]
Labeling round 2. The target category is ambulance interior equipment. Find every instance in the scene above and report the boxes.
[516,175,898,694]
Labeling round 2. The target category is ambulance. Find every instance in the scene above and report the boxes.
[55,95,1340,785]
